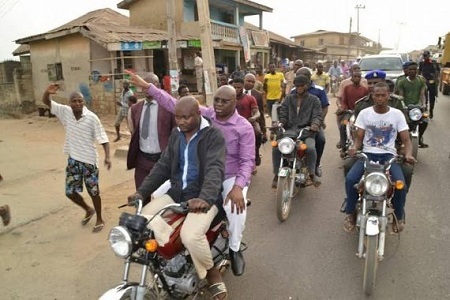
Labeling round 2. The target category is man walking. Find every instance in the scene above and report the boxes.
[194,51,204,93]
[42,84,111,233]
[114,79,134,142]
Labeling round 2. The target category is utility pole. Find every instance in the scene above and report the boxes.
[167,0,179,94]
[196,0,217,106]
[347,17,352,61]
[355,4,365,57]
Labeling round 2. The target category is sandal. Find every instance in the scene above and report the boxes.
[1,205,11,226]
[81,209,95,226]
[92,222,105,233]
[208,282,228,300]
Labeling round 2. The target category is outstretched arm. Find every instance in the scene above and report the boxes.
[42,83,60,108]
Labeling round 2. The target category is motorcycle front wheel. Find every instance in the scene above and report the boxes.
[120,288,163,300]
[276,175,293,222]
[363,235,379,296]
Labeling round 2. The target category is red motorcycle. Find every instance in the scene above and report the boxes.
[100,199,239,300]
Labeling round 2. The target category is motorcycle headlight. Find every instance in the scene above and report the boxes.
[278,137,295,154]
[108,226,133,258]
[408,108,422,121]
[364,172,389,196]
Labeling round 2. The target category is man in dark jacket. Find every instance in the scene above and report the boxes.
[272,75,323,188]
[127,96,228,299]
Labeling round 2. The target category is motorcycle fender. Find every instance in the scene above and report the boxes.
[410,130,419,138]
[99,283,136,300]
[365,216,380,236]
[277,167,290,178]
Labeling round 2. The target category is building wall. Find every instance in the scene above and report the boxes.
[128,0,168,30]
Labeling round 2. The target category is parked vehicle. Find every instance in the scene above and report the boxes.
[352,153,406,295]
[271,126,311,222]
[358,55,404,92]
[100,199,238,300]
[439,32,450,95]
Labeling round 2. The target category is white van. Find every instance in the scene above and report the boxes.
[379,50,410,63]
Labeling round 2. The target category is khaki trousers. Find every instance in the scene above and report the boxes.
[142,194,218,279]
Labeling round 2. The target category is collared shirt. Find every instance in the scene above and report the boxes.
[147,84,255,188]
[50,100,109,165]
[139,99,161,154]
[311,72,330,90]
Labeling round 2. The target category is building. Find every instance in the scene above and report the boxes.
[291,30,381,63]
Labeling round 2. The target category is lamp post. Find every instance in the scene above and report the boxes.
[355,4,365,57]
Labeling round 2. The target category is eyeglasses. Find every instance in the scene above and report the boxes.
[213,97,233,104]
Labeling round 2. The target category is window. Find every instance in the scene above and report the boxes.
[47,63,63,81]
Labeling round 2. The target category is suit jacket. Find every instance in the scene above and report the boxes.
[127,99,175,171]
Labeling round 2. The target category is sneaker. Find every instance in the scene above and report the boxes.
[315,164,322,177]
[272,175,278,189]
[343,213,356,233]
[340,199,347,213]
[392,219,405,234]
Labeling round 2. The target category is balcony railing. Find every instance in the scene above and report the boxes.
[210,20,239,44]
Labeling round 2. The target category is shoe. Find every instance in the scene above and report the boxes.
[92,222,105,233]
[0,205,11,226]
[340,199,347,213]
[419,142,429,148]
[272,175,278,189]
[113,137,121,142]
[229,249,245,276]
[343,213,356,233]
[392,219,405,234]
[429,111,433,119]
[315,165,322,177]
[336,142,342,149]
[255,155,261,166]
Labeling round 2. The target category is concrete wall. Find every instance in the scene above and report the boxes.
[128,0,167,30]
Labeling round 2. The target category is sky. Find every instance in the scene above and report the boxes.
[0,0,448,61]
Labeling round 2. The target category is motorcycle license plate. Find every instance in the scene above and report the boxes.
[278,168,289,177]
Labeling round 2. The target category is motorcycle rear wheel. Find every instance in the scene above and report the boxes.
[276,176,293,222]
[363,235,379,296]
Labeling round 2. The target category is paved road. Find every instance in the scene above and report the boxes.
[1,93,449,299]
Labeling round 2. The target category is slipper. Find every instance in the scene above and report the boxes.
[1,205,11,226]
[208,282,228,300]
[81,210,95,226]
[92,222,105,233]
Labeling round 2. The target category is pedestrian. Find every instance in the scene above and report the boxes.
[114,79,134,142]
[177,84,190,98]
[127,72,175,190]
[126,95,138,134]
[284,59,304,95]
[126,70,255,278]
[194,51,204,93]
[419,50,440,119]
[42,83,111,233]
[311,61,331,93]
[263,62,285,123]
[0,174,11,227]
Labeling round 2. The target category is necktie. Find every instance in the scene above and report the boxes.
[141,102,151,139]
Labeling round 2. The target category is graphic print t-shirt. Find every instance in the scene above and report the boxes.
[355,107,409,155]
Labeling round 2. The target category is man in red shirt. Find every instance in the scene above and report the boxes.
[337,70,369,154]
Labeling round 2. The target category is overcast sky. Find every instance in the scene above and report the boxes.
[0,0,448,61]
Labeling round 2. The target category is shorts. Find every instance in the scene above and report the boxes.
[114,108,128,127]
[65,157,100,197]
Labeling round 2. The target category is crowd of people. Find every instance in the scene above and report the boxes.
[21,50,439,300]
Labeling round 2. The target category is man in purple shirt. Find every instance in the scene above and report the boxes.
[126,71,255,277]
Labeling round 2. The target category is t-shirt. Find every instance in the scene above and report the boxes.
[311,73,330,90]
[236,94,258,119]
[264,72,285,100]
[396,77,426,105]
[355,107,408,155]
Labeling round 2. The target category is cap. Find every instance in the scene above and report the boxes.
[293,75,310,86]
[402,61,410,69]
[365,70,386,80]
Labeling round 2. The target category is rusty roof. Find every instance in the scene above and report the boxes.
[15,8,170,46]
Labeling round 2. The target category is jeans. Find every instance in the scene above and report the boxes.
[315,129,326,166]
[345,153,407,220]
[273,136,317,175]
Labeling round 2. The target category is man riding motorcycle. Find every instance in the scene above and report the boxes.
[272,75,323,188]
[127,96,229,300]
[343,81,416,233]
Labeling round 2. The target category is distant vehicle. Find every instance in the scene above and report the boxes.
[358,54,404,92]
[379,50,410,63]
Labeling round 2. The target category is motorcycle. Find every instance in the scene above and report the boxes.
[352,153,406,295]
[270,125,311,222]
[336,109,355,159]
[330,75,339,96]
[100,199,240,300]
[405,104,428,158]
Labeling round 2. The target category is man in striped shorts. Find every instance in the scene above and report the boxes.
[42,84,111,233]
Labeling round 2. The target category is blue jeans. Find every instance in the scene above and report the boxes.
[345,153,407,220]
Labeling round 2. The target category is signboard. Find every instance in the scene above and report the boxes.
[120,42,142,51]
[143,41,162,49]
[188,40,201,48]
[239,27,251,62]
[251,31,269,47]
